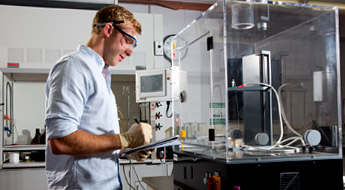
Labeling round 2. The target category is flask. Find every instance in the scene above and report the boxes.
[31,128,41,144]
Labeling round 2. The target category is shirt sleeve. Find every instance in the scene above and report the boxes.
[45,56,92,139]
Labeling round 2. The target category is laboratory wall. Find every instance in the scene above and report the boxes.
[0,4,165,73]
[123,3,202,69]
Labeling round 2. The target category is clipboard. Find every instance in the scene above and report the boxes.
[122,135,180,157]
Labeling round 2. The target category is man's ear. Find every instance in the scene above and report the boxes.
[103,23,113,38]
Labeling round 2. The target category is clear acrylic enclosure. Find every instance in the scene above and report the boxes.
[172,0,341,163]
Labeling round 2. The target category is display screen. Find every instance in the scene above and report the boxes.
[140,74,163,93]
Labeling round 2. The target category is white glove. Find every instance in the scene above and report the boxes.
[119,122,153,150]
[127,149,154,161]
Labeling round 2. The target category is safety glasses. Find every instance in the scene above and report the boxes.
[93,21,137,48]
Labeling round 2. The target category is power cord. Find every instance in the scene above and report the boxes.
[166,101,173,118]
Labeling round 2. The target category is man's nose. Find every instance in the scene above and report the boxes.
[125,46,133,56]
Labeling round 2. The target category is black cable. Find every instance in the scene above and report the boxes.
[166,101,173,118]
[160,158,166,164]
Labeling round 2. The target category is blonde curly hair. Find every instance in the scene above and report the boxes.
[92,5,141,35]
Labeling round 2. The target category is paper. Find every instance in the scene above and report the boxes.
[122,135,180,157]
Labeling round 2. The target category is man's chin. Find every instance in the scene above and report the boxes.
[107,61,119,67]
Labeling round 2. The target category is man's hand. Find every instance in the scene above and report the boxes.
[127,149,154,161]
[119,122,153,150]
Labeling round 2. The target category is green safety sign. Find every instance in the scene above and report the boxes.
[209,102,225,124]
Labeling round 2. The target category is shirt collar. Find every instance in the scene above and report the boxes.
[78,44,105,72]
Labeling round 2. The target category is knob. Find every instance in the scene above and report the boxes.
[303,129,321,146]
[156,102,162,108]
[229,129,242,139]
[255,133,269,146]
[156,123,163,130]
[155,112,162,119]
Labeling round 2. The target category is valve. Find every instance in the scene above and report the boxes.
[156,123,163,130]
[156,102,162,108]
[155,112,162,119]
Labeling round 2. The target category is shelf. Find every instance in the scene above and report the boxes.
[0,68,50,74]
[3,145,45,151]
[0,67,135,75]
[2,161,45,169]
[228,86,268,92]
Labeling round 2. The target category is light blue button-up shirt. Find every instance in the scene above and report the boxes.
[45,45,122,190]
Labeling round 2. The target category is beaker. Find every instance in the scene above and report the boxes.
[231,3,254,30]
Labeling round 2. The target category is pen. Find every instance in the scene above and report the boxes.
[133,117,140,124]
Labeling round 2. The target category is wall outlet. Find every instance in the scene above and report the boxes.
[154,41,163,56]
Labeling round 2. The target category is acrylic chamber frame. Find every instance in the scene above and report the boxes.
[172,0,341,163]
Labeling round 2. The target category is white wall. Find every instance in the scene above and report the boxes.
[0,4,167,73]
[121,3,202,34]
[121,3,203,68]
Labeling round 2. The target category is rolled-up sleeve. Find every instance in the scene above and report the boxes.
[45,56,91,140]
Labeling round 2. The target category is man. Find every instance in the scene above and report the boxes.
[45,5,153,189]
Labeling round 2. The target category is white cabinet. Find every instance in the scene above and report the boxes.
[120,160,173,190]
[0,5,163,74]
[0,161,172,190]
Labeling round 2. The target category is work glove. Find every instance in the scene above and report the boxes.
[127,149,155,161]
[119,122,153,150]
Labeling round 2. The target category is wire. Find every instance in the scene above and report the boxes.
[122,164,136,190]
[239,82,305,151]
[129,159,145,190]
[160,158,166,164]
[166,101,173,118]
[278,83,304,138]
[242,82,283,149]
[117,109,128,133]
[276,136,305,146]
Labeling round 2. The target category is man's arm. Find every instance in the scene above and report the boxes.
[49,130,121,155]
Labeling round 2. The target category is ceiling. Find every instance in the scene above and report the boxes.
[0,0,344,11]
[55,0,345,11]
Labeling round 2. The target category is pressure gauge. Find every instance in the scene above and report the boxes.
[163,34,175,63]
[163,34,188,63]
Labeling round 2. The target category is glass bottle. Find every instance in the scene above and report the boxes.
[31,128,41,144]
